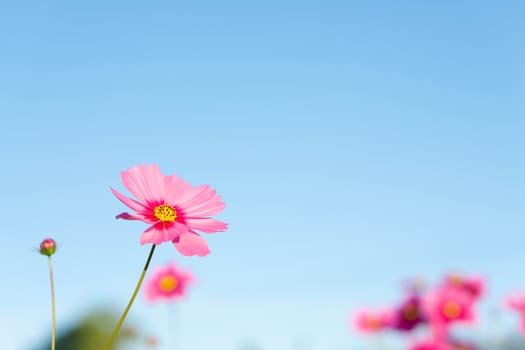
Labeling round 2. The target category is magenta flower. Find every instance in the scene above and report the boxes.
[391,295,426,332]
[410,339,475,350]
[144,263,194,302]
[409,339,452,350]
[352,308,392,333]
[506,293,525,335]
[448,341,476,350]
[423,287,475,326]
[111,164,227,256]
[443,273,485,300]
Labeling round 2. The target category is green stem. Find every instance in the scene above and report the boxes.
[104,244,156,350]
[48,256,56,350]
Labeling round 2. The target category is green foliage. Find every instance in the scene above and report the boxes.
[36,310,122,350]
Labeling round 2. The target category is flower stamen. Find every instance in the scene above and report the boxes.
[154,205,177,222]
[443,301,461,319]
[403,305,419,321]
[159,276,178,292]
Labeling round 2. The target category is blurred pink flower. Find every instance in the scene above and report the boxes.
[111,164,227,256]
[391,295,426,332]
[506,293,525,334]
[506,293,525,311]
[144,262,193,302]
[409,339,452,350]
[424,287,475,326]
[352,309,392,333]
[443,273,485,300]
[410,339,475,350]
[449,341,476,350]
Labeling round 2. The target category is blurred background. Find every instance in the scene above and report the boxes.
[1,0,524,349]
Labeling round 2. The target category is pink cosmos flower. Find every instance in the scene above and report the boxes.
[111,164,227,256]
[409,339,452,350]
[410,339,475,350]
[448,341,476,350]
[443,273,485,300]
[144,263,194,302]
[391,295,426,332]
[423,287,476,326]
[506,293,525,335]
[352,308,392,333]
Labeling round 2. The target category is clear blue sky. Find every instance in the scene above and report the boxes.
[1,1,524,349]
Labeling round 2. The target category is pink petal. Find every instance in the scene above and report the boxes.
[183,197,226,217]
[173,185,210,208]
[172,232,211,257]
[140,222,189,245]
[185,218,228,233]
[116,212,155,223]
[121,164,165,204]
[110,187,148,213]
[164,175,192,205]
[178,185,216,209]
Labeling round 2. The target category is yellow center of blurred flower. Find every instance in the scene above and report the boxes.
[366,317,381,329]
[403,305,419,321]
[159,276,178,292]
[443,301,461,319]
[154,205,177,222]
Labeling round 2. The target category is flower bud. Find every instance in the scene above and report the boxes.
[39,238,57,256]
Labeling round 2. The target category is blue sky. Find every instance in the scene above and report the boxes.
[1,1,524,349]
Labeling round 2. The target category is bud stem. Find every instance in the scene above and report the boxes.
[48,256,56,350]
[104,244,156,350]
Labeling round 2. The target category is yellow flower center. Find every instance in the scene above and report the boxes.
[403,305,419,321]
[154,205,177,222]
[366,317,381,329]
[443,301,461,319]
[158,276,178,292]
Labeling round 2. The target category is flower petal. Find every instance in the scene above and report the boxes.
[164,175,192,206]
[183,197,226,217]
[110,187,148,213]
[116,212,156,223]
[121,164,165,204]
[140,222,189,245]
[185,218,228,233]
[173,185,211,208]
[172,231,211,257]
[178,185,215,208]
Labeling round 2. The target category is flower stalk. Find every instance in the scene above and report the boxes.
[48,256,56,350]
[104,244,156,350]
[39,238,57,350]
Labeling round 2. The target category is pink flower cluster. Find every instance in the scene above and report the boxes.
[351,273,484,349]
